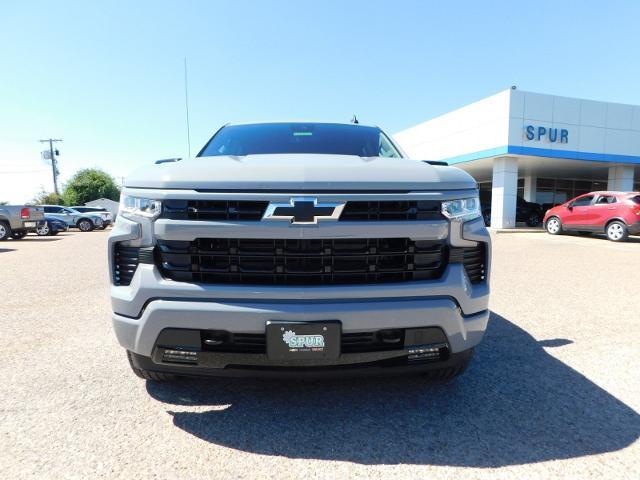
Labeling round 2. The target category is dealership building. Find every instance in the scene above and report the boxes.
[394,88,640,228]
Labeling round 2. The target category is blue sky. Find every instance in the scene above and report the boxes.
[2,0,639,202]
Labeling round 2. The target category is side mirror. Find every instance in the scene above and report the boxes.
[566,204,573,210]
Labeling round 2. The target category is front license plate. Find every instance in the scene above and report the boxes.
[266,321,341,361]
[24,221,36,227]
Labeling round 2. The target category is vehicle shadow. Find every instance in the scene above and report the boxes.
[21,237,62,242]
[0,248,16,253]
[146,313,640,467]
[563,232,640,243]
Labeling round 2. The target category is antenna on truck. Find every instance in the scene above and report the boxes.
[184,57,192,158]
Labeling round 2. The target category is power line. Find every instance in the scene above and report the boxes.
[39,138,63,194]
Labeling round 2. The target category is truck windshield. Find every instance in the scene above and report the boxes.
[198,123,402,158]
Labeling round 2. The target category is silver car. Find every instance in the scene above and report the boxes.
[42,205,104,232]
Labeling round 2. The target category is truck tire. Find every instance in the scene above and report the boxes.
[126,351,178,382]
[11,230,26,240]
[77,218,94,232]
[0,221,11,241]
[421,348,474,381]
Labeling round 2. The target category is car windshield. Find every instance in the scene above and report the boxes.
[198,123,403,158]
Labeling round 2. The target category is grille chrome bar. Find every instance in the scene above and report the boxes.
[161,199,443,222]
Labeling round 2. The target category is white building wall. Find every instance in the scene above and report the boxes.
[394,90,511,161]
[395,88,640,164]
[508,90,640,160]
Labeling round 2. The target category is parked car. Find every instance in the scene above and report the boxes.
[0,205,45,240]
[42,205,104,231]
[71,206,113,228]
[35,216,69,236]
[110,121,491,382]
[544,191,640,241]
[480,193,544,227]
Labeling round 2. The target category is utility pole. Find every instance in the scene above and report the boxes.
[39,138,63,194]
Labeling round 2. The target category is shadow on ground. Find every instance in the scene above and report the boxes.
[19,237,62,242]
[563,232,640,243]
[146,313,639,467]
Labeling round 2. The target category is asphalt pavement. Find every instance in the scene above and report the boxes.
[1,230,638,479]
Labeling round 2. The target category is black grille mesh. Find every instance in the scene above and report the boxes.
[156,238,447,285]
[201,331,407,354]
[340,200,442,221]
[163,200,269,221]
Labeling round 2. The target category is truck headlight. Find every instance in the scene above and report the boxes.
[441,197,481,221]
[120,195,162,221]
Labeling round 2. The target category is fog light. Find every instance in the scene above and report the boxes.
[162,349,198,364]
[407,343,447,362]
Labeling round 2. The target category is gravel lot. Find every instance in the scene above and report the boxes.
[1,230,638,479]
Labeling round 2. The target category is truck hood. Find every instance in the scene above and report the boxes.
[125,154,476,191]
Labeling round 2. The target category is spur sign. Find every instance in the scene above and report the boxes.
[525,125,569,144]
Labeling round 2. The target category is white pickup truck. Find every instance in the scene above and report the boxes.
[0,205,46,240]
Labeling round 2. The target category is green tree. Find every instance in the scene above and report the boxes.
[33,190,65,205]
[62,168,120,206]
[0,201,9,205]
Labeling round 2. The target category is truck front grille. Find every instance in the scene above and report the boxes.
[161,200,443,222]
[156,238,447,285]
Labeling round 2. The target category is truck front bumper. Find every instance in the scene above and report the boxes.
[110,212,491,377]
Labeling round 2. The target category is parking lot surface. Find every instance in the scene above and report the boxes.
[1,230,638,479]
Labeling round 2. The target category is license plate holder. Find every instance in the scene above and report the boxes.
[24,221,36,227]
[266,321,341,362]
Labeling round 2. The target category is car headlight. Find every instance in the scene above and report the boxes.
[441,197,481,221]
[119,195,162,221]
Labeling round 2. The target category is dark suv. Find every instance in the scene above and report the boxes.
[480,193,544,227]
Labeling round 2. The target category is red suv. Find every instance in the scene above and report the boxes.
[544,191,640,242]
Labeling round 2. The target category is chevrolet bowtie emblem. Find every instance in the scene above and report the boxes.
[262,197,345,225]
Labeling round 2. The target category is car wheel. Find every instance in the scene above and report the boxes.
[77,219,94,232]
[0,221,12,241]
[526,212,542,227]
[545,216,562,235]
[606,221,628,242]
[11,230,27,240]
[126,351,178,382]
[36,223,50,236]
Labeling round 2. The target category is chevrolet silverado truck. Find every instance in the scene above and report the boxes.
[109,122,491,381]
[0,205,45,240]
